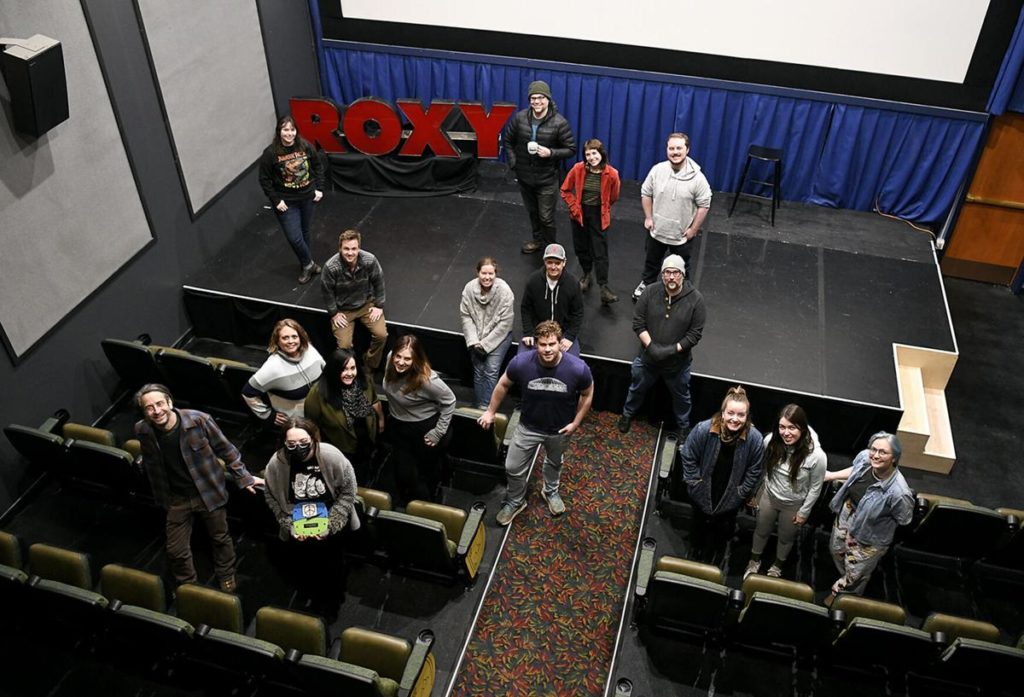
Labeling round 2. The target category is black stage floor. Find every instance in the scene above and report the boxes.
[186,162,955,444]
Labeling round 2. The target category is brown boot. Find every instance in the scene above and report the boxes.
[579,272,591,293]
[600,285,619,305]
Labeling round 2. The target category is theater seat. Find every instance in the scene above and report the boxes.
[66,440,137,495]
[0,530,23,570]
[448,407,508,473]
[920,612,1001,644]
[357,486,393,513]
[62,422,117,447]
[4,423,69,477]
[175,583,243,633]
[635,543,737,640]
[254,606,327,657]
[156,349,234,411]
[376,500,486,582]
[101,563,167,613]
[101,337,165,389]
[900,495,1010,559]
[208,357,257,414]
[734,575,834,657]
[28,542,93,589]
[295,627,435,697]
[825,595,935,687]
[937,635,1024,694]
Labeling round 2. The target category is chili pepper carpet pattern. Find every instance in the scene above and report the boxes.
[450,411,657,696]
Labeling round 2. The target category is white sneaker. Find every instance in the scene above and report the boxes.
[632,281,646,301]
[766,564,783,578]
[743,560,761,580]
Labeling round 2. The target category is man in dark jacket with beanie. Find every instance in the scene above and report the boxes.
[504,80,576,254]
[618,254,706,436]
[519,243,584,355]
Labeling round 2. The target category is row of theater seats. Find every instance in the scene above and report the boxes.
[102,335,257,414]
[0,532,434,697]
[632,539,1024,696]
[3,410,147,497]
[352,489,489,585]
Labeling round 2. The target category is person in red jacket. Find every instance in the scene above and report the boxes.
[560,138,621,305]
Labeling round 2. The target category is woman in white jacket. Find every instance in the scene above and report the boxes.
[744,404,827,579]
[460,257,515,408]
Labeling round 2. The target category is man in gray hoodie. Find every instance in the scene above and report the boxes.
[632,133,712,300]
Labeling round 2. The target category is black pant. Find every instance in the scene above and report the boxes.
[517,177,557,244]
[690,507,739,565]
[642,234,693,284]
[388,414,451,504]
[571,203,609,286]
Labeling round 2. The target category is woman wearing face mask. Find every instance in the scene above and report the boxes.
[744,404,827,579]
[560,138,621,305]
[823,432,914,601]
[382,334,456,504]
[460,256,515,408]
[263,418,357,615]
[304,348,384,483]
[258,114,325,284]
[680,385,765,565]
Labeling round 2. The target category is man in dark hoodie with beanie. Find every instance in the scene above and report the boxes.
[504,80,576,254]
[618,254,706,436]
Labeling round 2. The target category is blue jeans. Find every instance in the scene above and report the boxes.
[275,197,315,268]
[471,333,512,408]
[622,356,693,432]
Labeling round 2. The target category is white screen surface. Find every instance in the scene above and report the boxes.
[339,0,989,83]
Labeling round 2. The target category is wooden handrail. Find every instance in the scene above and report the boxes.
[965,194,1024,211]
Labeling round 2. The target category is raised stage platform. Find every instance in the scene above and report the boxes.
[184,162,956,454]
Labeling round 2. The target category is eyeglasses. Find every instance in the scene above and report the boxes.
[868,447,892,456]
[284,439,312,450]
[662,270,683,277]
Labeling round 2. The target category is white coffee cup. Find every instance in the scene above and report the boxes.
[527,141,539,154]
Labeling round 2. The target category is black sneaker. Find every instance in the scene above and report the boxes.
[600,285,618,305]
[617,414,632,433]
[521,240,542,254]
[579,272,591,293]
[298,263,316,284]
[632,281,646,302]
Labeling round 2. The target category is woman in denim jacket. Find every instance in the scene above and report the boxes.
[744,404,827,579]
[824,432,914,601]
[680,385,764,565]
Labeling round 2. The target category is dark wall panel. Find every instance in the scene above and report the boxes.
[0,0,319,513]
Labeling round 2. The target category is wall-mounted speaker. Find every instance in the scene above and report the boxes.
[2,34,69,138]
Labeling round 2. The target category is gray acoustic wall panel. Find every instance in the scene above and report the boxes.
[0,0,152,359]
[136,0,276,214]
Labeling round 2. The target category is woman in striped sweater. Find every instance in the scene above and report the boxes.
[243,319,325,426]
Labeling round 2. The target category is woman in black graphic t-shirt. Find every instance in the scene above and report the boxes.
[258,114,325,284]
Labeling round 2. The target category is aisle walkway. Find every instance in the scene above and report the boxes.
[450,412,657,696]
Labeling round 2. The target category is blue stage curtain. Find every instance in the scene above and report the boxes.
[321,44,985,225]
[988,6,1024,115]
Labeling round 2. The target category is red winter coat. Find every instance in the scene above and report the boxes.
[560,162,621,231]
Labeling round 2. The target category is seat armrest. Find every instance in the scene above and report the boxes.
[634,538,657,598]
[658,434,678,482]
[502,409,521,448]
[456,502,486,556]
[40,409,70,434]
[398,630,435,697]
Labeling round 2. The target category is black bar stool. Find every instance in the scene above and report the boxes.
[728,145,783,226]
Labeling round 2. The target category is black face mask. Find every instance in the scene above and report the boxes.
[287,443,312,463]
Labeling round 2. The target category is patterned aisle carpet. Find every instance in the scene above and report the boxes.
[450,411,657,696]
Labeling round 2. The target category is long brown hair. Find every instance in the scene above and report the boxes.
[763,404,813,484]
[711,385,751,441]
[385,334,433,395]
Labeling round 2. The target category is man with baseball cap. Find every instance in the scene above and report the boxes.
[519,243,584,356]
[618,254,706,436]
[503,80,576,254]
